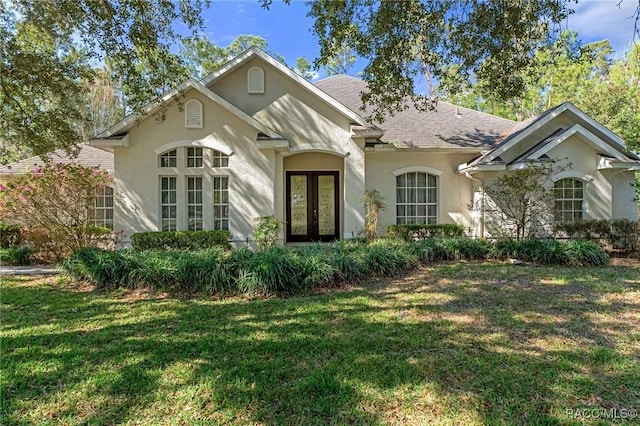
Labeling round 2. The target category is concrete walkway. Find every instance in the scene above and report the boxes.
[0,265,59,275]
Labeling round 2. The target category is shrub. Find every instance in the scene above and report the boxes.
[131,230,231,251]
[0,246,32,265]
[253,216,281,252]
[60,236,609,296]
[555,219,639,253]
[487,238,608,266]
[0,223,23,248]
[0,163,113,256]
[364,239,419,274]
[387,224,465,241]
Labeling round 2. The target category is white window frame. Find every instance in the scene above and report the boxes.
[184,99,203,128]
[554,178,585,222]
[92,186,114,230]
[213,150,229,168]
[186,176,203,231]
[159,149,177,168]
[186,147,203,168]
[160,176,178,231]
[213,176,229,231]
[395,171,439,225]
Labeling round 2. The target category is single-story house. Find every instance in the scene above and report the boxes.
[2,47,638,244]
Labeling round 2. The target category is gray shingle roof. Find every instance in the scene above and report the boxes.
[0,144,114,175]
[314,75,517,149]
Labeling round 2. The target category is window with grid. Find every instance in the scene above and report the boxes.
[186,177,203,231]
[160,176,177,231]
[92,186,114,230]
[213,150,229,167]
[213,176,229,230]
[186,147,203,168]
[159,150,177,167]
[554,178,584,222]
[396,172,438,225]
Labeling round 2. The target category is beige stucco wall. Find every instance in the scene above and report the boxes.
[546,135,638,220]
[209,57,366,238]
[365,151,479,235]
[113,88,277,243]
[476,134,638,237]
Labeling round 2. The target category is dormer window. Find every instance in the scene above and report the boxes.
[185,99,203,128]
[247,66,264,94]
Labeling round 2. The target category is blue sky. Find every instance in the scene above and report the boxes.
[200,0,638,80]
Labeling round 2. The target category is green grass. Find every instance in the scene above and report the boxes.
[2,262,639,425]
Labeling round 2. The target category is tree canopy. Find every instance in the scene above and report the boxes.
[3,0,639,163]
[1,0,209,162]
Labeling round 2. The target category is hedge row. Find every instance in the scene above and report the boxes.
[60,237,608,295]
[555,219,639,253]
[131,230,231,251]
[387,224,466,240]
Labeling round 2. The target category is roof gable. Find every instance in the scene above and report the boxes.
[92,78,285,146]
[459,102,640,173]
[201,47,370,127]
[481,102,632,164]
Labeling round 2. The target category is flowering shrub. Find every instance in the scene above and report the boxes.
[0,163,113,259]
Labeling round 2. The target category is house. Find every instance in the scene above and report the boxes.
[3,47,639,244]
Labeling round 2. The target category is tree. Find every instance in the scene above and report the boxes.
[0,164,113,257]
[360,189,386,241]
[80,65,125,139]
[480,162,565,240]
[265,0,577,121]
[1,0,209,162]
[180,34,290,80]
[295,57,316,81]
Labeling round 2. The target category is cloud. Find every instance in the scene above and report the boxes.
[567,0,637,56]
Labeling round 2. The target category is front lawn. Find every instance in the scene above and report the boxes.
[2,262,639,425]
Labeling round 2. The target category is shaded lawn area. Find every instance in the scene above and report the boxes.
[1,262,639,425]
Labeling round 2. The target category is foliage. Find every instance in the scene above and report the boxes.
[387,224,466,240]
[360,189,386,241]
[0,246,32,265]
[180,34,267,80]
[130,230,231,251]
[252,216,282,252]
[295,56,316,80]
[555,219,639,253]
[481,162,564,240]
[0,222,22,248]
[272,0,579,122]
[1,0,209,160]
[0,164,113,258]
[61,237,609,294]
[446,35,639,155]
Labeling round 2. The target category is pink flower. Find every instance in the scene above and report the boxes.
[0,183,5,191]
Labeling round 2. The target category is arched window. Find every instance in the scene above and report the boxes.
[213,149,229,167]
[554,178,584,222]
[159,149,177,167]
[247,66,264,94]
[396,172,438,224]
[185,99,203,128]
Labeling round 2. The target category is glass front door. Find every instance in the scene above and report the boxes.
[286,171,339,242]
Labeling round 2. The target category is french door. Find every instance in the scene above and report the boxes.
[286,171,339,242]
